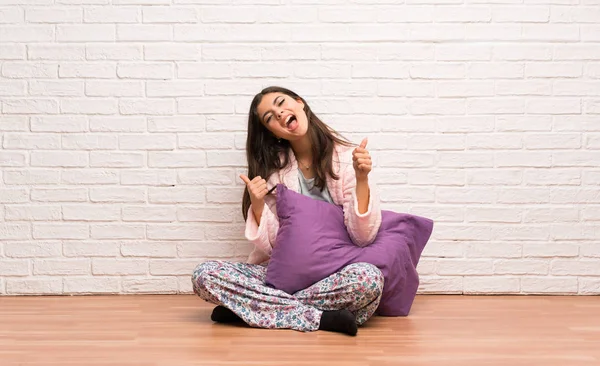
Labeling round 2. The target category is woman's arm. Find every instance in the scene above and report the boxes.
[356,178,370,214]
[245,200,279,264]
[243,175,281,264]
[341,140,382,246]
[353,138,373,215]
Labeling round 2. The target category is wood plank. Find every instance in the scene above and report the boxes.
[0,295,598,365]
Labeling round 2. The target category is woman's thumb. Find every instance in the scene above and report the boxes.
[360,137,368,149]
[240,174,251,185]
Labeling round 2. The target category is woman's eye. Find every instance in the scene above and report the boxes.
[278,98,284,106]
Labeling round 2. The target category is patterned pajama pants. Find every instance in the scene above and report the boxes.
[192,260,384,332]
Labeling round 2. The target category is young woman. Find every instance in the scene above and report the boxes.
[192,86,384,336]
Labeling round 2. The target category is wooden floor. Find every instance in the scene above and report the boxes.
[0,295,598,366]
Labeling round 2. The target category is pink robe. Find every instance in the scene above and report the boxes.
[244,144,382,264]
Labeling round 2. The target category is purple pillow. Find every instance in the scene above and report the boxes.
[265,184,434,316]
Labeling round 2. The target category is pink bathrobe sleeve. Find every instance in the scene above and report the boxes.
[244,196,280,265]
[244,144,382,264]
[337,147,383,247]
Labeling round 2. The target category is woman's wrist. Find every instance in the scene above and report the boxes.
[355,178,370,214]
[252,201,264,224]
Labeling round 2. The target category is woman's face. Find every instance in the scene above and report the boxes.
[256,92,309,141]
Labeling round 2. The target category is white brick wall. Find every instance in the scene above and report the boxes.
[1,1,599,296]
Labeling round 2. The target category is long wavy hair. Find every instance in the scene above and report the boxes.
[242,86,353,221]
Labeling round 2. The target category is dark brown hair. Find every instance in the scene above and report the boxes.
[242,86,352,220]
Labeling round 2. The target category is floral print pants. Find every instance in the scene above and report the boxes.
[192,260,384,332]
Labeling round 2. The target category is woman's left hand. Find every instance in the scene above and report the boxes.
[353,137,372,181]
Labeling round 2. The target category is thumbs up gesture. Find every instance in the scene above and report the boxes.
[352,137,372,182]
[240,174,268,208]
[240,174,268,223]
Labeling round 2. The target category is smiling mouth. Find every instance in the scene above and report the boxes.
[285,115,297,127]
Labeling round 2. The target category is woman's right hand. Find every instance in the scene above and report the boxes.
[240,174,267,224]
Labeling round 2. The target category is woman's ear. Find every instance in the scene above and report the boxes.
[295,98,305,108]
